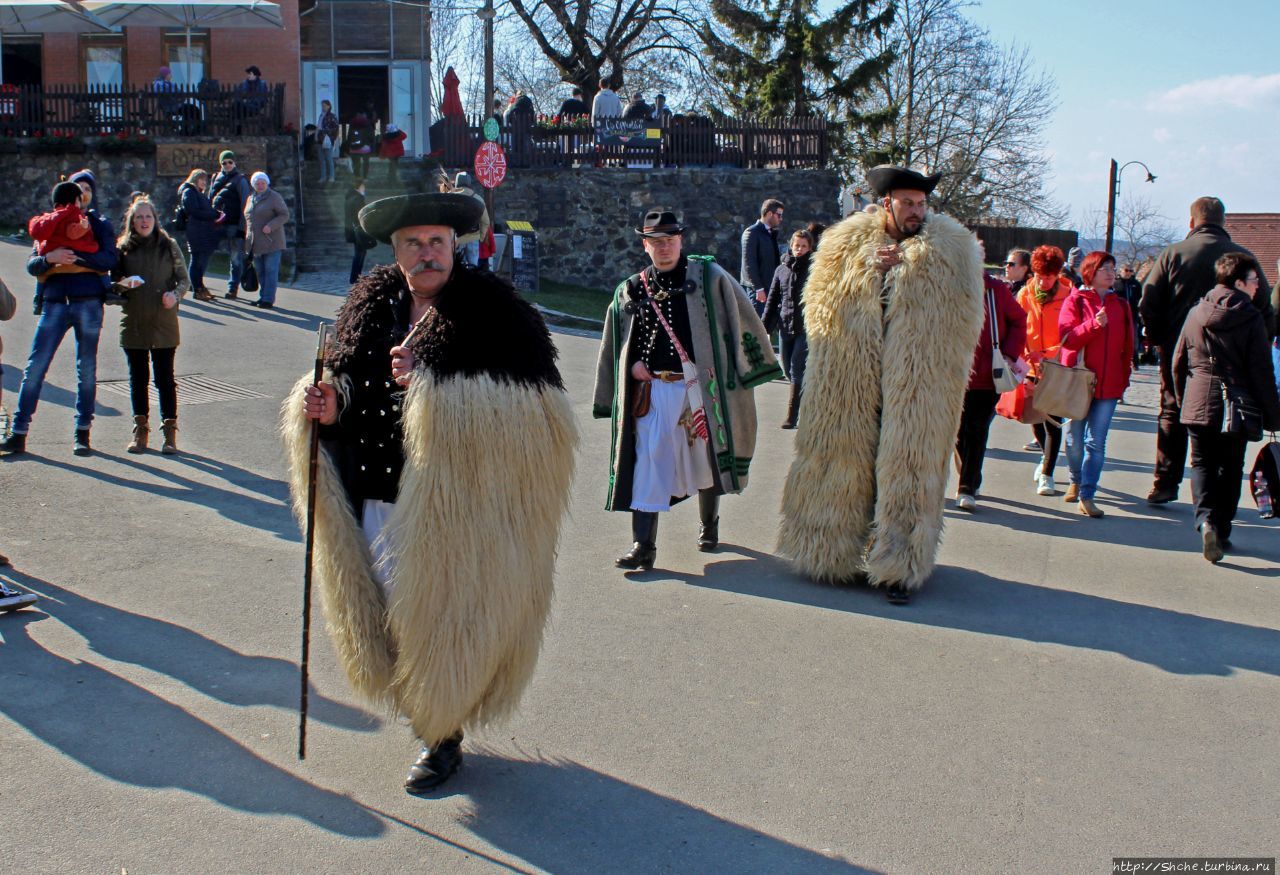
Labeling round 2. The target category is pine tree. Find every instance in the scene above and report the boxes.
[701,0,896,119]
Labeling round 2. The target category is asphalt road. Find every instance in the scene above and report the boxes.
[2,240,1277,875]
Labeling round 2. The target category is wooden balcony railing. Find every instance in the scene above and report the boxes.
[0,82,286,138]
[428,113,829,171]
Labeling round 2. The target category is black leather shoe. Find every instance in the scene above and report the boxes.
[616,542,657,570]
[885,583,911,605]
[405,733,463,795]
[697,521,719,551]
[73,429,91,457]
[1220,537,1233,551]
[0,433,26,456]
[1147,486,1177,505]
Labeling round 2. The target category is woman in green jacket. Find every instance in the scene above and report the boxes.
[112,195,191,454]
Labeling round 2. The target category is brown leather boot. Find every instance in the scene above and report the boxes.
[161,418,178,455]
[127,415,149,454]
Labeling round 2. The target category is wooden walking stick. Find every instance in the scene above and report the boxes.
[299,323,330,761]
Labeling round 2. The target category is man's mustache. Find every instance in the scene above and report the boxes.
[408,260,449,276]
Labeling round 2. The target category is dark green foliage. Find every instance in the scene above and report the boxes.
[701,0,896,119]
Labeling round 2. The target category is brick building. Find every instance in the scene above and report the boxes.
[0,0,434,154]
[1224,213,1280,287]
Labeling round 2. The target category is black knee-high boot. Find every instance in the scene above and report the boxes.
[697,489,719,551]
[616,511,659,570]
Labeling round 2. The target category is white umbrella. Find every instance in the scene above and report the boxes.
[82,0,283,87]
[1,1,116,83]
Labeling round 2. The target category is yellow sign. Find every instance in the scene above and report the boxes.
[155,142,268,177]
[507,220,534,232]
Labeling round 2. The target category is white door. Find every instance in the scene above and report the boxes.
[302,62,339,130]
[389,63,418,156]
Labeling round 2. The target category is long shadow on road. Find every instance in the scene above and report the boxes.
[418,751,878,874]
[4,568,377,732]
[0,597,383,837]
[645,547,1280,678]
[26,452,299,542]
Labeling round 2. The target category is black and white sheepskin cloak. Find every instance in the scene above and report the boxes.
[282,264,578,745]
[778,207,983,591]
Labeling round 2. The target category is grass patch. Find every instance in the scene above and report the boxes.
[530,278,612,323]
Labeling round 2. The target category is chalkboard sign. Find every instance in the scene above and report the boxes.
[594,119,657,145]
[156,142,267,177]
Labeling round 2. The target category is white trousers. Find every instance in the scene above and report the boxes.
[361,498,396,600]
[631,380,714,512]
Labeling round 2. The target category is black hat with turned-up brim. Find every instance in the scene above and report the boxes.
[866,165,942,197]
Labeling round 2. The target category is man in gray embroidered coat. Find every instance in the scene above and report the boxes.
[594,208,781,571]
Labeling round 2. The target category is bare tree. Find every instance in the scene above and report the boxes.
[502,0,706,102]
[840,0,1065,225]
[1078,195,1179,267]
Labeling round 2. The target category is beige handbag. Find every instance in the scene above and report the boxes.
[1031,348,1096,420]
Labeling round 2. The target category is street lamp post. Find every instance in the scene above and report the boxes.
[1105,158,1157,254]
[477,0,496,224]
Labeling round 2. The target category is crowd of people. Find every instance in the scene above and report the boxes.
[5,161,1280,794]
[0,150,290,463]
[733,189,1280,569]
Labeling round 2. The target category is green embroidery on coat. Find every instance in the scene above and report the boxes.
[742,332,766,373]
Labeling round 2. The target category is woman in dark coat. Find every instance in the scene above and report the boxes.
[177,169,222,300]
[112,195,191,454]
[763,228,813,428]
[1173,252,1280,562]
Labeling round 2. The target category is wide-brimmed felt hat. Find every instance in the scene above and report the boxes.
[635,208,685,238]
[866,164,941,197]
[359,192,484,244]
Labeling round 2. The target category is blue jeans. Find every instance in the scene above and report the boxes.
[1065,398,1119,500]
[253,249,282,305]
[225,232,246,292]
[318,147,335,181]
[14,297,104,433]
[188,246,214,290]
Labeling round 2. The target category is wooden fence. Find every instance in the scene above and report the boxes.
[428,113,829,170]
[0,83,286,138]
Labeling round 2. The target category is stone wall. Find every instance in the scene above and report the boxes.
[490,168,842,291]
[0,137,299,272]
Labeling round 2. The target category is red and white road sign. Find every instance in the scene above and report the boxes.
[474,141,507,189]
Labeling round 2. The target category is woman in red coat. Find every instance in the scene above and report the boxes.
[1058,251,1134,517]
[378,123,407,183]
[954,273,1027,511]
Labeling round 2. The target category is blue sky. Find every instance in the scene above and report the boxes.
[965,0,1280,230]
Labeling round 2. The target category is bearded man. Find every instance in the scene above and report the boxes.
[594,208,780,570]
[777,166,983,604]
[283,192,577,794]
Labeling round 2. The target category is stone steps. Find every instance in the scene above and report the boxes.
[295,160,430,272]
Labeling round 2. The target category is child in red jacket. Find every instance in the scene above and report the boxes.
[29,181,100,258]
[378,123,407,182]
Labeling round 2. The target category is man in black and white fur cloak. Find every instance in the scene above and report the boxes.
[778,166,983,605]
[282,192,577,794]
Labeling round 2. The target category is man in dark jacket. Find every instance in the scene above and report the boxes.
[557,87,588,118]
[344,178,376,284]
[211,150,253,299]
[1139,196,1277,504]
[1,169,118,457]
[740,198,784,316]
[1114,263,1144,367]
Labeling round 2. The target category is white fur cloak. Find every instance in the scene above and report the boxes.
[282,265,577,745]
[778,207,983,590]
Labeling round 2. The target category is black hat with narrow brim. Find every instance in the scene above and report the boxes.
[866,165,942,197]
[635,208,685,238]
[358,193,484,244]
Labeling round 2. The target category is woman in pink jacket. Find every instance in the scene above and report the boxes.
[1058,251,1134,517]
